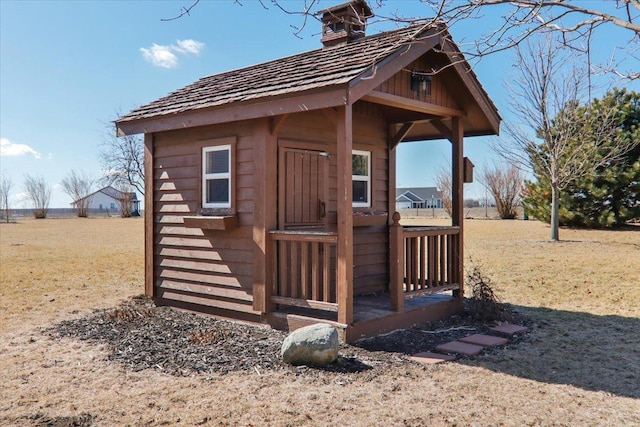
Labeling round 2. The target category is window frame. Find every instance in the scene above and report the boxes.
[202,144,231,209]
[200,141,234,211]
[352,149,371,208]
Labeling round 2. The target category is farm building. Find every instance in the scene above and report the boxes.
[396,187,443,210]
[116,0,500,342]
[72,185,140,216]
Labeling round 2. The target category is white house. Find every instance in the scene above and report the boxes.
[72,186,140,215]
[396,187,443,210]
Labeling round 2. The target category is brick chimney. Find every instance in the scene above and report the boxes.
[320,0,373,47]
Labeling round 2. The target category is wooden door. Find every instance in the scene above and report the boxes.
[278,147,329,229]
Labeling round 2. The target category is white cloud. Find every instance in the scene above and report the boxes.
[174,39,205,55]
[10,191,27,202]
[140,44,178,69]
[140,39,205,68]
[0,138,41,159]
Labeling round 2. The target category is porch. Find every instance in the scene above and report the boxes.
[265,212,464,342]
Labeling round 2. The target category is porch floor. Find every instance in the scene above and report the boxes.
[268,291,463,343]
[353,292,455,322]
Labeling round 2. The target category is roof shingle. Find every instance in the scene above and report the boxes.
[118,24,437,123]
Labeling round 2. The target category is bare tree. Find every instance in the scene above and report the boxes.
[23,175,51,219]
[101,114,144,195]
[111,183,136,218]
[0,171,12,223]
[480,163,523,219]
[434,167,452,218]
[173,0,639,79]
[61,170,95,217]
[496,35,638,240]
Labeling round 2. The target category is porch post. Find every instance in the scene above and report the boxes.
[144,133,155,298]
[336,105,354,324]
[451,117,464,298]
[253,118,278,314]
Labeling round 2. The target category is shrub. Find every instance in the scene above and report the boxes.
[465,265,510,323]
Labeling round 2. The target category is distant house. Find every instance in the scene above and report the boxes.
[72,186,140,215]
[396,187,443,209]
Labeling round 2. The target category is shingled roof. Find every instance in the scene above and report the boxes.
[118,23,441,124]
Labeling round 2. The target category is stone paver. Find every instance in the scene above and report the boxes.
[409,352,456,365]
[434,340,484,356]
[490,324,528,336]
[459,334,508,347]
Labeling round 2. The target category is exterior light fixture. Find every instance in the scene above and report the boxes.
[410,71,431,94]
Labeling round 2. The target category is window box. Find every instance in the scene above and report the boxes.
[352,212,387,227]
[183,215,238,230]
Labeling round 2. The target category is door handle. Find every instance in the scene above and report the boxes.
[319,199,326,218]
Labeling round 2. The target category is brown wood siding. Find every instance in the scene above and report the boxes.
[375,55,460,110]
[279,108,390,295]
[352,106,389,295]
[151,122,258,318]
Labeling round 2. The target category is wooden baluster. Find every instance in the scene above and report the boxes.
[440,234,446,287]
[279,241,288,298]
[311,242,319,301]
[427,235,435,288]
[405,237,412,292]
[323,242,330,303]
[419,236,426,290]
[300,242,308,299]
[290,242,298,298]
[411,237,419,291]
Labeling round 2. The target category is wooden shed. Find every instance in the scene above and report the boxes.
[116,0,500,342]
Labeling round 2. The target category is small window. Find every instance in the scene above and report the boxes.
[202,145,231,208]
[329,21,346,33]
[110,203,116,209]
[352,150,371,207]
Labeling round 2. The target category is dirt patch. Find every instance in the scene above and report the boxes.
[47,295,528,379]
[27,413,95,427]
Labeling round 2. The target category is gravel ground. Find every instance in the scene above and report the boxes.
[47,295,528,380]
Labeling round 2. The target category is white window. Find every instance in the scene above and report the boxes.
[202,145,231,208]
[352,150,371,207]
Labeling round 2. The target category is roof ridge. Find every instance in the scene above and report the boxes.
[118,22,439,123]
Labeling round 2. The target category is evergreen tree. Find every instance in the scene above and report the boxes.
[523,89,640,227]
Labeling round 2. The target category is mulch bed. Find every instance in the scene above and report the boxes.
[47,295,528,378]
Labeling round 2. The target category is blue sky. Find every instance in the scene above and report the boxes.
[1,0,638,208]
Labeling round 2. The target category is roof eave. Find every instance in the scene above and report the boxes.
[440,38,501,136]
[116,85,350,136]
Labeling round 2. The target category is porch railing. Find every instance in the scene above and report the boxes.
[390,212,461,311]
[269,229,338,312]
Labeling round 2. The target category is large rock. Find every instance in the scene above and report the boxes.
[281,323,339,366]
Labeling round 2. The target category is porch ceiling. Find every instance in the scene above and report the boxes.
[362,100,499,142]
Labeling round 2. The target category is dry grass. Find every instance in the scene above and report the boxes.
[1,217,639,426]
[0,217,142,331]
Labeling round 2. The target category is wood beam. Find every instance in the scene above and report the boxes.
[389,122,414,149]
[387,146,397,223]
[430,119,453,142]
[269,114,288,136]
[336,105,354,325]
[450,117,464,299]
[116,88,348,136]
[321,107,338,126]
[253,119,278,314]
[362,91,465,118]
[144,133,155,298]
